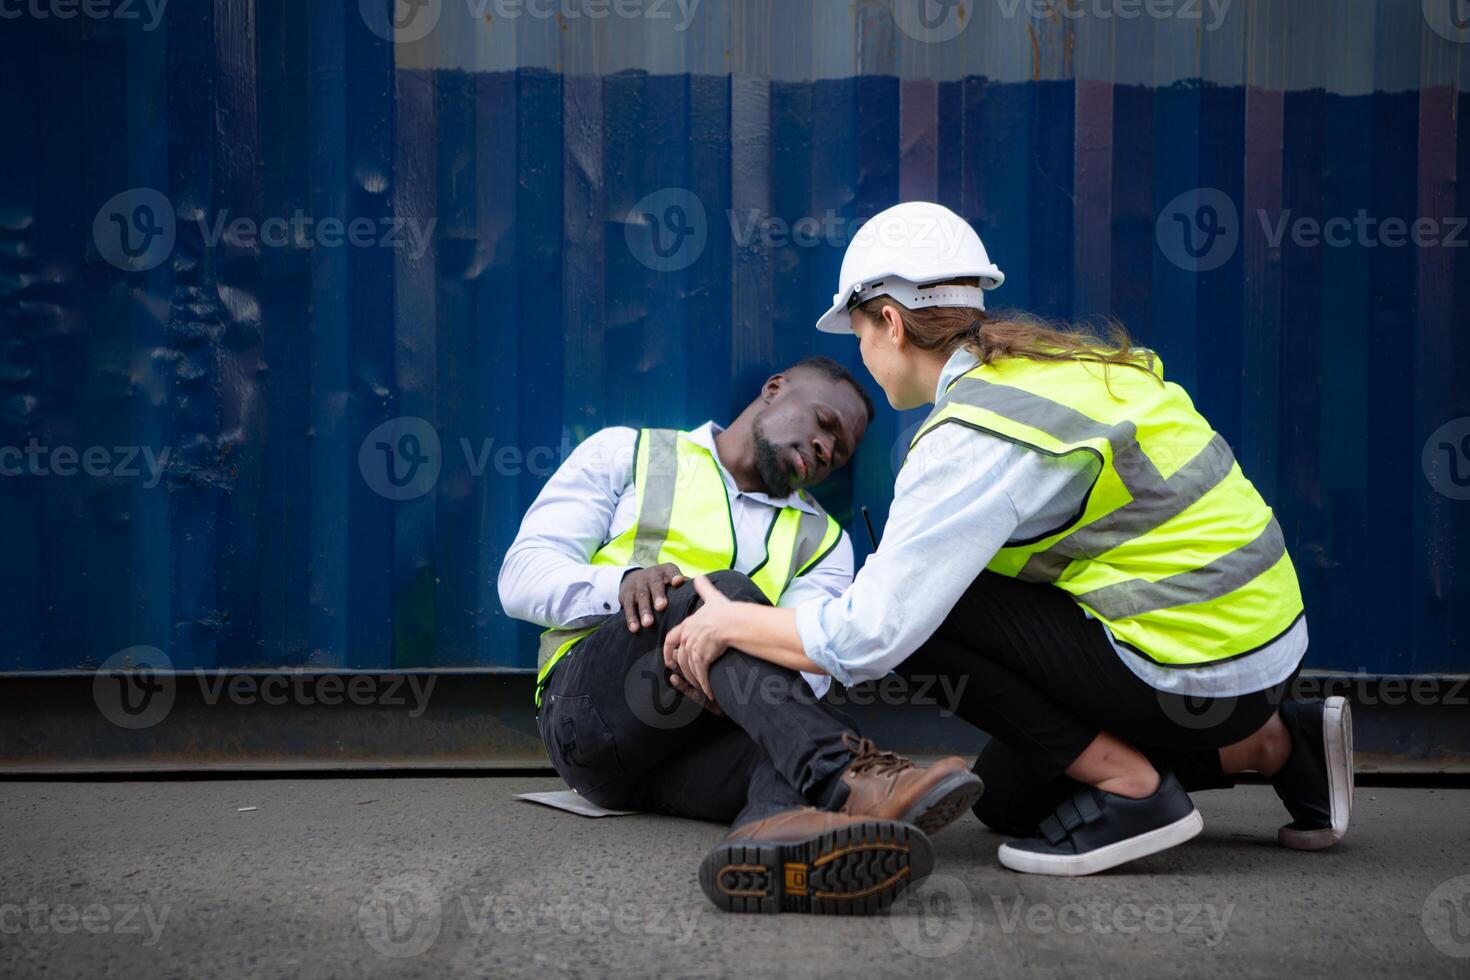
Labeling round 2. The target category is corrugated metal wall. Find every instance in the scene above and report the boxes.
[0,0,1465,675]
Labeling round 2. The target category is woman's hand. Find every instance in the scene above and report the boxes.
[663,576,737,702]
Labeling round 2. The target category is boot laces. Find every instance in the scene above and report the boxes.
[842,733,913,777]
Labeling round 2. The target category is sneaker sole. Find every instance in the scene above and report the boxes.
[698,819,934,915]
[1279,696,1353,851]
[902,772,984,835]
[996,808,1204,877]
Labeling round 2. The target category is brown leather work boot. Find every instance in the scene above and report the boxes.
[698,807,934,915]
[835,733,983,834]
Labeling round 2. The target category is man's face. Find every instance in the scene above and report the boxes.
[750,370,869,497]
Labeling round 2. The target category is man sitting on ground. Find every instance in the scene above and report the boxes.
[498,357,981,915]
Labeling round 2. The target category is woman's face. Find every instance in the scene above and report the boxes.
[853,307,927,411]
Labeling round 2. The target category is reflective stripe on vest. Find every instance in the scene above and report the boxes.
[911,357,1303,666]
[534,428,840,704]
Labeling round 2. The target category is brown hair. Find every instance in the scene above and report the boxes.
[853,279,1160,391]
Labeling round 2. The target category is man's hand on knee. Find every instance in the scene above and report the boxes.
[619,563,687,632]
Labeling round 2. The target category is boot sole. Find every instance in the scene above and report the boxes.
[996,808,1203,877]
[901,772,984,835]
[1279,696,1353,850]
[698,819,934,915]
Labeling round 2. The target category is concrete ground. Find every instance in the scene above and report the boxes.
[2,776,1468,979]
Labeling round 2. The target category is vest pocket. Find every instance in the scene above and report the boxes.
[543,694,624,796]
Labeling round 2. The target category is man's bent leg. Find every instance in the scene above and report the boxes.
[680,571,855,805]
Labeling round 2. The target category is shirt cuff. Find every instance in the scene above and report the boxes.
[796,596,856,688]
[583,564,635,620]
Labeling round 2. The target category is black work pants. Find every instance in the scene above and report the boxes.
[898,571,1294,835]
[536,570,857,828]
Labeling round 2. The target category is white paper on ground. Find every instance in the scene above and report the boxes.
[515,790,639,818]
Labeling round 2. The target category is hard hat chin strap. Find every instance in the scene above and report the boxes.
[846,279,988,315]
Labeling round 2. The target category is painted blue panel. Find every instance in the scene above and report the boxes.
[0,1,1465,679]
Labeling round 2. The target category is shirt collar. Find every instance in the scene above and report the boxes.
[935,347,980,404]
[687,421,822,516]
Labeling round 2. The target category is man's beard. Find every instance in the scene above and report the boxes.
[753,426,794,498]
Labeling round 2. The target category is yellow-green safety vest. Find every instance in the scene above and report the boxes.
[534,428,842,705]
[911,355,1304,667]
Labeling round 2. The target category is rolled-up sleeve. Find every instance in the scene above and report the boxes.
[795,425,1082,686]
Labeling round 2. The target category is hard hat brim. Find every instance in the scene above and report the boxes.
[814,299,852,335]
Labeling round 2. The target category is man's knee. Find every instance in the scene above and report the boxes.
[703,569,769,605]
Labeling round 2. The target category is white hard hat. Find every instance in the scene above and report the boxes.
[815,201,1004,334]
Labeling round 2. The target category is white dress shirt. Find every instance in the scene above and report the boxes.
[498,421,853,697]
[795,349,1307,698]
